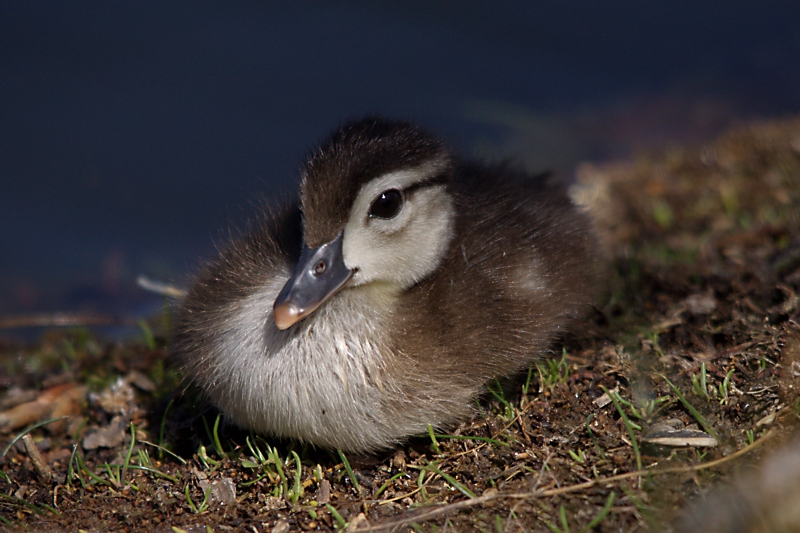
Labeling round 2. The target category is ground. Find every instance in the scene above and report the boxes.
[1,115,800,532]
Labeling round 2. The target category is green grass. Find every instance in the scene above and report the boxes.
[691,362,710,400]
[337,449,361,496]
[184,484,210,514]
[662,375,720,442]
[325,503,347,529]
[487,379,516,419]
[409,461,477,499]
[536,350,571,391]
[601,385,642,472]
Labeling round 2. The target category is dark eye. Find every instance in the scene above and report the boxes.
[369,189,403,219]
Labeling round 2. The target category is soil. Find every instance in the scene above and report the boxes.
[2,115,800,532]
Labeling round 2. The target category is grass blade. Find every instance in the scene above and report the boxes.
[423,463,476,499]
[600,385,642,472]
[580,491,615,532]
[427,424,441,454]
[325,503,347,529]
[2,417,69,457]
[661,375,720,442]
[121,422,136,485]
[337,449,361,496]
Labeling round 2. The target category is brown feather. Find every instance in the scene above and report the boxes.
[173,118,603,452]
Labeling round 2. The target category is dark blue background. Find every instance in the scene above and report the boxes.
[2,1,799,328]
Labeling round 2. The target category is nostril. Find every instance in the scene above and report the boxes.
[314,261,327,275]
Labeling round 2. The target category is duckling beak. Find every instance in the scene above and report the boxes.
[273,232,353,330]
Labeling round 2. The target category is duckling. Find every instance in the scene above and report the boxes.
[174,117,602,453]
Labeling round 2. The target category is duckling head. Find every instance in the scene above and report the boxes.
[273,118,457,329]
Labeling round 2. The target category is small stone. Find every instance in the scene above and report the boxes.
[192,467,208,481]
[391,450,406,470]
[82,415,128,449]
[316,478,331,504]
[209,477,236,506]
[272,520,290,533]
[92,377,135,415]
[593,386,619,408]
[642,422,718,447]
[681,291,717,316]
[345,513,370,532]
[262,496,287,511]
[756,412,777,427]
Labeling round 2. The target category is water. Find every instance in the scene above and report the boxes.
[2,1,799,336]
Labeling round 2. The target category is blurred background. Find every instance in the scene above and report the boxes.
[2,1,799,337]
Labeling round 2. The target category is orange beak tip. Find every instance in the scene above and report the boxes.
[273,303,301,331]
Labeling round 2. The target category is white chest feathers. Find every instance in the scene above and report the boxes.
[204,278,409,450]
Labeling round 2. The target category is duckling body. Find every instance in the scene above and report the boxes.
[175,118,601,453]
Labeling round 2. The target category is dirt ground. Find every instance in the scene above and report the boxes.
[1,115,800,532]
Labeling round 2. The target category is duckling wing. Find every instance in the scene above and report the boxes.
[397,163,600,380]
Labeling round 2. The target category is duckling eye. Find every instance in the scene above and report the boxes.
[369,189,403,219]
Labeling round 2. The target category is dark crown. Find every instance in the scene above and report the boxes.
[300,117,449,247]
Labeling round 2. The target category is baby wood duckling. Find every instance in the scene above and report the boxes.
[175,117,602,453]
